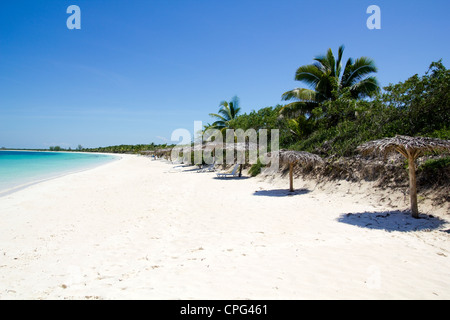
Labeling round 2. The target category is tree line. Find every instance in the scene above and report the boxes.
[76,46,449,157]
[206,46,449,157]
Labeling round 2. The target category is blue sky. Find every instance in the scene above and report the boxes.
[1,0,449,149]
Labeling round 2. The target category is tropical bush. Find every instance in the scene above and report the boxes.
[81,53,448,161]
[248,159,265,177]
[283,60,449,157]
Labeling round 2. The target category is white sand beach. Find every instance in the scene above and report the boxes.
[0,154,449,300]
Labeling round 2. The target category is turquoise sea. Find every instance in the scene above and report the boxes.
[0,151,118,195]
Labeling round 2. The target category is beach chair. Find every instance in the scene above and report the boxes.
[170,158,186,167]
[171,158,183,165]
[198,160,216,173]
[216,164,240,178]
[198,164,215,173]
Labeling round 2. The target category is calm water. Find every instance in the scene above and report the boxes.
[0,151,118,195]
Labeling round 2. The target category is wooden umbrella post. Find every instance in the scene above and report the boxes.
[277,151,322,193]
[289,162,294,192]
[358,136,450,219]
[407,152,419,218]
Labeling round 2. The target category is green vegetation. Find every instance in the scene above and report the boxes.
[248,158,264,177]
[417,156,450,188]
[208,96,242,132]
[280,45,379,138]
[81,143,174,154]
[228,105,294,146]
[81,47,448,161]
[43,143,172,154]
[419,157,450,173]
[229,58,448,158]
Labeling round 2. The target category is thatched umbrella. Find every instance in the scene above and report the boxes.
[276,150,323,192]
[140,150,155,156]
[233,142,258,177]
[204,141,258,177]
[357,135,450,218]
[155,148,173,159]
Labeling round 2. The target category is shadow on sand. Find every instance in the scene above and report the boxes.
[212,176,251,180]
[337,210,448,232]
[253,188,311,197]
[181,167,203,172]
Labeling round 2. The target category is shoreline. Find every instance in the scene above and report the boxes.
[0,154,449,299]
[0,152,121,198]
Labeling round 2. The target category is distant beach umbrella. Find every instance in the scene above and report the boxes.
[204,141,259,177]
[202,140,257,151]
[357,135,450,218]
[140,150,155,156]
[155,148,173,159]
[276,150,323,192]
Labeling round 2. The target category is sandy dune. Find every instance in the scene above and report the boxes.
[0,154,449,299]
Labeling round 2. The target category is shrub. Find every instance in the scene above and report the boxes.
[418,157,450,173]
[249,159,265,177]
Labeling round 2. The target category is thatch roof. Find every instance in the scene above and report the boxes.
[140,150,155,155]
[155,148,173,158]
[166,141,259,153]
[357,135,450,158]
[275,150,323,165]
[202,141,259,151]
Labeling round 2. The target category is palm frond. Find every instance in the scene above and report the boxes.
[314,55,331,73]
[349,76,380,98]
[230,95,240,108]
[232,106,241,118]
[219,101,229,108]
[281,88,317,102]
[335,45,345,78]
[229,96,241,118]
[210,96,242,131]
[294,64,322,88]
[315,78,333,102]
[342,57,354,83]
[326,48,336,76]
[209,113,227,122]
[211,120,226,129]
[312,61,327,74]
[279,101,317,117]
[342,57,378,87]
[218,106,232,121]
[284,46,379,119]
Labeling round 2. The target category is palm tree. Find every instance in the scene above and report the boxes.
[209,96,241,132]
[280,45,379,117]
[196,122,214,142]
